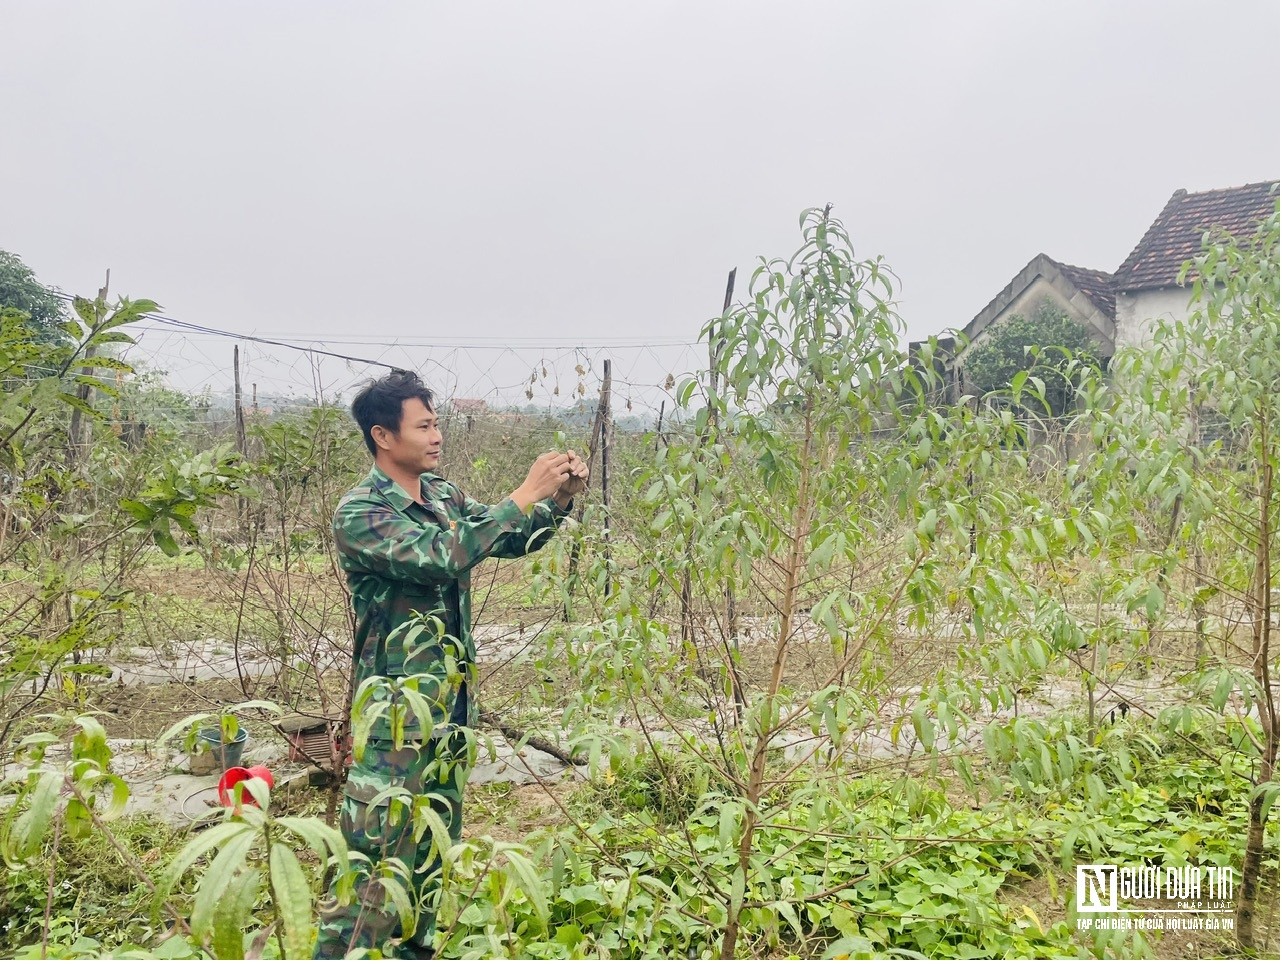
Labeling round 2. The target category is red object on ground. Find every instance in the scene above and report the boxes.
[217,765,275,807]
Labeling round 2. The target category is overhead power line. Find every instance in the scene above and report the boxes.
[53,293,700,359]
[44,293,707,417]
[53,294,399,369]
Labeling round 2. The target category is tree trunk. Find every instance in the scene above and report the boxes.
[721,401,814,959]
[1235,427,1277,950]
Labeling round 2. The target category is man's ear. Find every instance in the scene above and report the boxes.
[370,424,395,451]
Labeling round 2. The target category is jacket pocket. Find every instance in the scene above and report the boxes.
[398,588,451,676]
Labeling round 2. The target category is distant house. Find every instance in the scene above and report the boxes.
[448,398,489,416]
[929,180,1278,393]
[953,254,1116,365]
[1112,180,1277,348]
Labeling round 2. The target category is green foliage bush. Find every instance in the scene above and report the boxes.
[573,744,737,827]
[962,299,1105,416]
[0,815,185,958]
[0,250,66,342]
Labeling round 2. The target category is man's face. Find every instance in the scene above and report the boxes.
[377,397,443,475]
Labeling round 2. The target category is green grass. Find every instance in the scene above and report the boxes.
[0,815,185,958]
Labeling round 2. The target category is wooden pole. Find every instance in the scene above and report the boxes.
[563,360,612,621]
[234,346,247,456]
[68,269,109,460]
[234,345,247,535]
[601,358,612,597]
[717,271,738,648]
[681,268,736,647]
[711,268,736,409]
[66,269,108,686]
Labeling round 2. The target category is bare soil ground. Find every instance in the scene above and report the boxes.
[91,678,266,741]
[465,780,580,844]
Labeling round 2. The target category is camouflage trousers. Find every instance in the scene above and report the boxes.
[315,687,473,959]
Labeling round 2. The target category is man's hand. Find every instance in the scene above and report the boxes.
[554,450,589,508]
[510,452,572,512]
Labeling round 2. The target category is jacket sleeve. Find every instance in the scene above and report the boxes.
[460,492,572,559]
[333,490,531,581]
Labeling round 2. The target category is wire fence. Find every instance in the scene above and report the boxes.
[59,300,1204,460]
[112,313,711,427]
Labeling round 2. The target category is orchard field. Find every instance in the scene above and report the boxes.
[0,207,1278,960]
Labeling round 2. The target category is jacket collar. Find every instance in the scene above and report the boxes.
[367,465,447,514]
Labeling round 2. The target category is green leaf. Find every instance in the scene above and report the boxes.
[154,527,181,556]
[72,296,99,326]
[86,331,136,347]
[773,900,803,939]
[155,713,213,751]
[916,508,937,538]
[155,822,253,910]
[1249,780,1279,816]
[352,700,387,762]
[505,850,549,924]
[378,875,418,938]
[150,935,200,960]
[103,298,160,328]
[275,817,350,880]
[911,703,935,747]
[5,771,62,862]
[729,865,746,913]
[718,802,738,848]
[1010,370,1027,399]
[411,801,452,866]
[269,842,315,960]
[213,868,261,959]
[56,391,100,418]
[1144,584,1164,621]
[92,773,131,820]
[554,923,585,949]
[73,354,133,372]
[824,934,876,959]
[191,829,257,939]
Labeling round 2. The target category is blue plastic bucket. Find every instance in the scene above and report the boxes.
[197,726,249,771]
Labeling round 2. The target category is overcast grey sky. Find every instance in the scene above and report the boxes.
[2,0,1278,407]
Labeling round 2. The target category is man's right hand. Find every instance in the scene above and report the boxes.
[510,452,572,512]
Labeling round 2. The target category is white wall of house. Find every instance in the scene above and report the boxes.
[1114,286,1197,349]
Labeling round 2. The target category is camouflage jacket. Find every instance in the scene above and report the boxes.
[334,465,570,741]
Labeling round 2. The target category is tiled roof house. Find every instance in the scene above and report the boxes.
[949,180,1278,372]
[1112,180,1278,346]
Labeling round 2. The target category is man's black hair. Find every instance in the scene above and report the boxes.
[351,369,435,455]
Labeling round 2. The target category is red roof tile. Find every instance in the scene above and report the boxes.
[1047,258,1116,320]
[1114,181,1279,291]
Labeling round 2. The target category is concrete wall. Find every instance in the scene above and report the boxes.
[956,277,1074,365]
[1114,286,1198,349]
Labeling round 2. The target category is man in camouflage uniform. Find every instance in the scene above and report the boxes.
[315,371,586,958]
